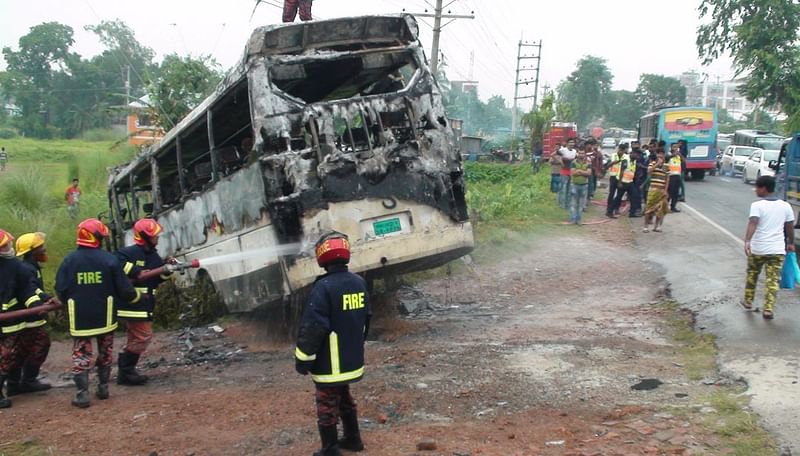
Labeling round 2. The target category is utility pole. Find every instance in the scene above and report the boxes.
[511,39,542,143]
[125,65,131,106]
[405,2,474,77]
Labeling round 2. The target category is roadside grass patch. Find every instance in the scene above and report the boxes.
[661,300,717,381]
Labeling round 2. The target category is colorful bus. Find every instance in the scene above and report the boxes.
[639,107,718,180]
[106,15,474,315]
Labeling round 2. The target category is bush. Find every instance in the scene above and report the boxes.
[0,127,18,139]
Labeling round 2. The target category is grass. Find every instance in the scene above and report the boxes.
[661,300,717,381]
[0,138,137,331]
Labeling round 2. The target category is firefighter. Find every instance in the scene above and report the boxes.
[7,232,55,396]
[115,218,174,385]
[0,229,54,408]
[295,231,371,456]
[55,218,140,408]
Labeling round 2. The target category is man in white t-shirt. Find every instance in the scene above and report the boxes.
[557,138,578,210]
[743,175,796,319]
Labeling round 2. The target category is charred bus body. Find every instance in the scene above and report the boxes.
[107,15,473,313]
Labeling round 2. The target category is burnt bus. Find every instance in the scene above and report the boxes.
[107,15,473,313]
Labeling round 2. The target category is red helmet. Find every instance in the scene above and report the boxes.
[133,218,163,246]
[0,229,15,252]
[76,218,109,248]
[315,231,351,267]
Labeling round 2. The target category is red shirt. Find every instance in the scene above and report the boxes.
[66,185,81,205]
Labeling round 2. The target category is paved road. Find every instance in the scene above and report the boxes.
[644,174,800,454]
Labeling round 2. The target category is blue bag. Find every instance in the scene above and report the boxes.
[780,251,799,289]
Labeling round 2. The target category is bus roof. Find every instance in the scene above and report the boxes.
[110,14,420,187]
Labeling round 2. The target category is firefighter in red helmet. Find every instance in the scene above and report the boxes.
[55,219,139,407]
[114,218,175,385]
[295,231,371,456]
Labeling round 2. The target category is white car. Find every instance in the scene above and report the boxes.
[720,145,761,176]
[742,149,780,184]
[601,137,617,149]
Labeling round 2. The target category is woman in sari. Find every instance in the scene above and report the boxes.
[643,148,671,233]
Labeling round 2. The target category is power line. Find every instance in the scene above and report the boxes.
[403,0,475,76]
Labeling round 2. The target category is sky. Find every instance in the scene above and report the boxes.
[1,0,734,112]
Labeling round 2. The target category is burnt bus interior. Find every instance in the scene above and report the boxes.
[112,80,253,232]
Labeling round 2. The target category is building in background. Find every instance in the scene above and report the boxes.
[127,96,164,146]
[678,71,782,121]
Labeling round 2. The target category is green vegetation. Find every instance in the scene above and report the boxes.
[0,138,135,308]
[662,300,717,381]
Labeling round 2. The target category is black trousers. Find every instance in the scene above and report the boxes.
[668,176,681,209]
[611,182,633,215]
[606,177,619,215]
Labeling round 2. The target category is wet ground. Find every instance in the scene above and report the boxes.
[1,212,746,455]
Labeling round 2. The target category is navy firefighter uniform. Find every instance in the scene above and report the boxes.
[0,228,47,409]
[114,218,172,386]
[55,218,139,408]
[295,232,371,456]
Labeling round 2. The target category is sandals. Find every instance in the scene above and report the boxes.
[642,227,650,233]
[653,227,662,233]
[763,310,774,319]
[740,301,753,311]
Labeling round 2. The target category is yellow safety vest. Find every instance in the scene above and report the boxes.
[669,156,682,175]
[622,160,636,183]
[609,154,629,179]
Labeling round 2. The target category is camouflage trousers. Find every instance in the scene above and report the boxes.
[72,333,114,375]
[283,0,312,22]
[0,328,51,375]
[315,384,357,427]
[745,254,784,312]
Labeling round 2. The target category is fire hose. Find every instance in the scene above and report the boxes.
[135,259,200,282]
[0,299,62,322]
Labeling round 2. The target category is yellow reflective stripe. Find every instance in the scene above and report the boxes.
[295,347,316,361]
[70,323,117,337]
[311,367,364,384]
[135,287,149,295]
[118,310,149,318]
[160,274,172,280]
[329,332,340,375]
[123,262,134,274]
[25,295,41,307]
[130,289,141,304]
[35,288,44,296]
[68,299,76,333]
[26,320,47,328]
[2,298,18,311]
[1,322,27,333]
[107,296,114,328]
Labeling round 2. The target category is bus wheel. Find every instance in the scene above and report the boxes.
[690,170,705,180]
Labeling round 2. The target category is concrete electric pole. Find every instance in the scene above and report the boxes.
[511,39,542,143]
[406,1,474,77]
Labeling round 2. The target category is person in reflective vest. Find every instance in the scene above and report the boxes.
[0,229,58,409]
[115,218,174,386]
[295,231,371,456]
[606,143,629,217]
[609,145,637,218]
[7,232,55,396]
[668,144,684,212]
[55,219,139,408]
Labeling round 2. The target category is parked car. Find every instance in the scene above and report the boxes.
[720,145,761,176]
[742,149,780,183]
[601,137,617,148]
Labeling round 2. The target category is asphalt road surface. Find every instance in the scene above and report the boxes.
[646,173,800,454]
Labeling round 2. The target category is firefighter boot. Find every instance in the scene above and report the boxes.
[0,375,11,408]
[96,365,111,400]
[338,412,364,451]
[71,372,90,408]
[117,351,148,385]
[18,364,52,393]
[5,367,22,396]
[313,425,342,456]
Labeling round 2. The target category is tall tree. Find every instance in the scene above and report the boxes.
[147,54,223,129]
[557,56,613,128]
[2,22,75,137]
[86,19,156,100]
[604,90,642,129]
[521,92,555,146]
[635,74,686,111]
[697,0,800,131]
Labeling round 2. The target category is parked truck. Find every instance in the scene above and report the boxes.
[543,121,578,157]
